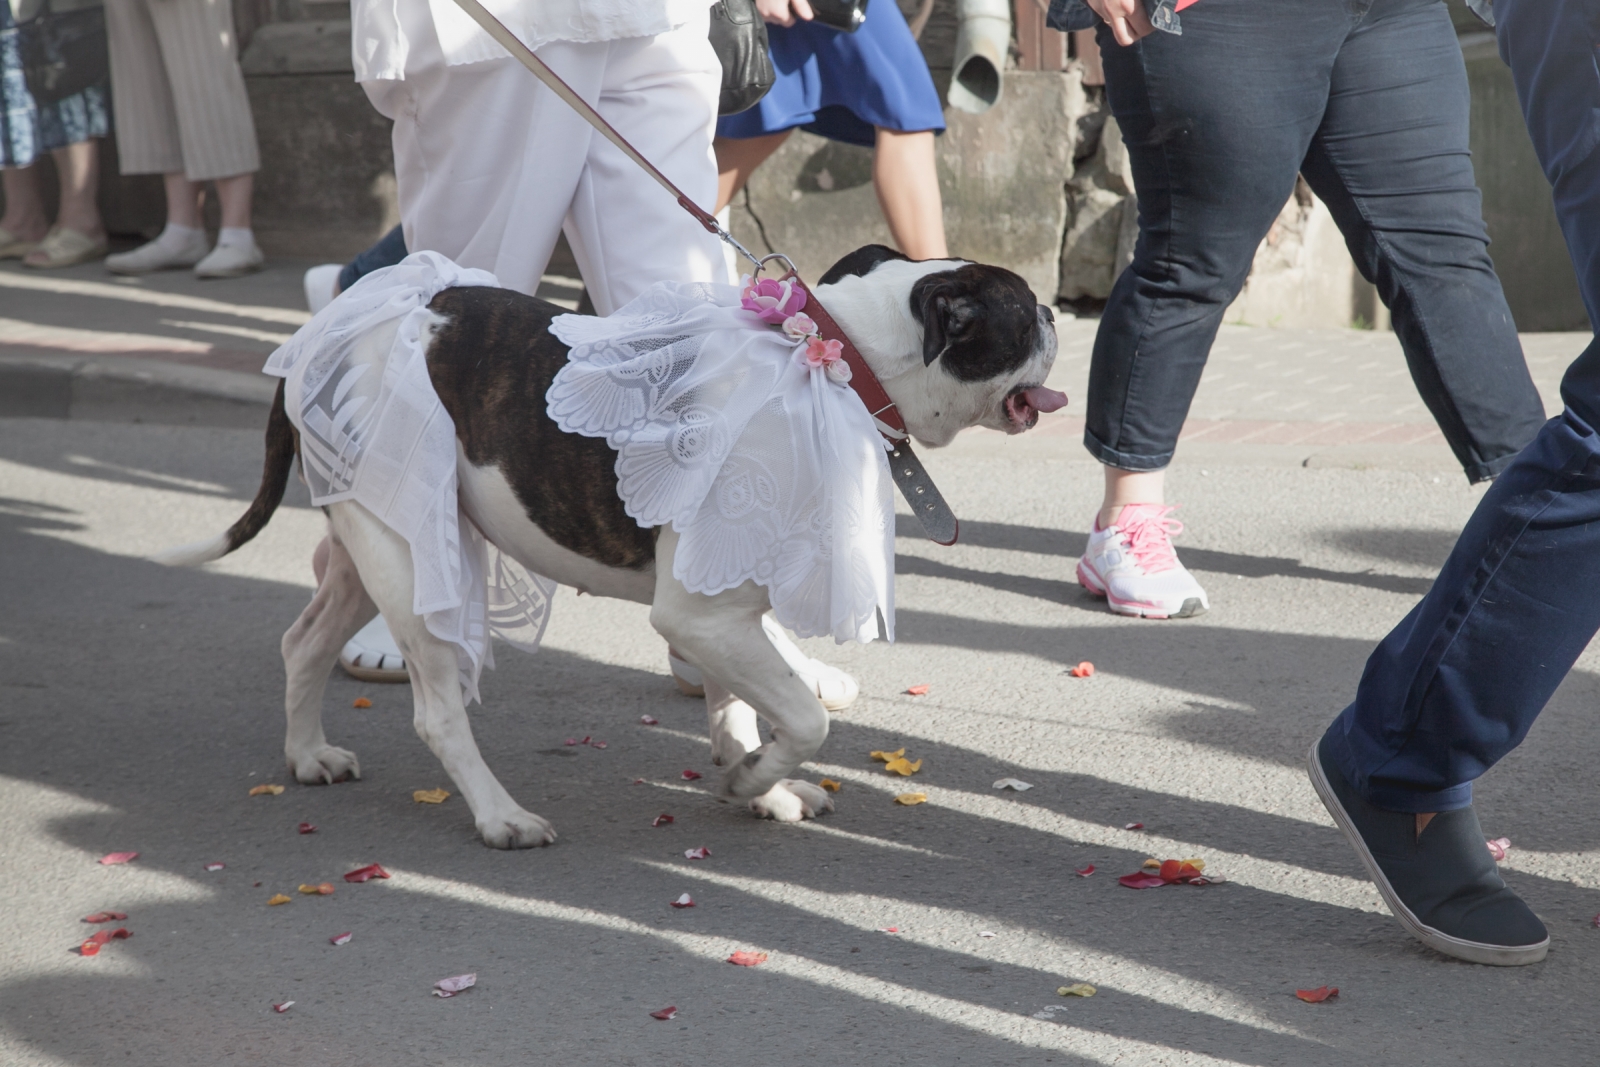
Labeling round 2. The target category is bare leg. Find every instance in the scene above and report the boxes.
[279,530,373,784]
[163,172,205,228]
[649,527,833,821]
[714,131,792,213]
[0,165,48,243]
[1100,466,1166,528]
[47,141,104,237]
[330,502,554,847]
[872,128,947,260]
[214,173,253,230]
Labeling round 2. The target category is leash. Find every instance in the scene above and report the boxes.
[448,0,958,546]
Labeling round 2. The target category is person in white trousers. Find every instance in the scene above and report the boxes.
[327,0,856,708]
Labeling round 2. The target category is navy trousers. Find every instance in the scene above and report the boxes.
[1087,0,1547,482]
[1328,0,1600,812]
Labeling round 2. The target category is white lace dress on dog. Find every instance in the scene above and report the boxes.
[263,251,557,703]
[548,281,895,644]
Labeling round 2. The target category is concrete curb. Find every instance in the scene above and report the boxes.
[0,352,275,429]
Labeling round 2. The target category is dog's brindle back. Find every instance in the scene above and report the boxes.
[425,286,655,571]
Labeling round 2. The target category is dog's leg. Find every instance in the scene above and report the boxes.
[703,676,762,768]
[330,503,556,848]
[649,529,834,822]
[280,527,371,784]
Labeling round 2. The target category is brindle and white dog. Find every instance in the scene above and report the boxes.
[163,245,1064,847]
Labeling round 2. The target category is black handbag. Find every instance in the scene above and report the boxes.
[708,0,775,115]
[17,0,109,106]
[808,0,869,33]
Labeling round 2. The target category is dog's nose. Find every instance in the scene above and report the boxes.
[1039,303,1055,324]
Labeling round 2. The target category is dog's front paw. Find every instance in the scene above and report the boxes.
[287,745,361,785]
[748,779,834,822]
[478,809,557,849]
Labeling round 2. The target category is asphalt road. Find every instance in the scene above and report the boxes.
[2,413,1598,1066]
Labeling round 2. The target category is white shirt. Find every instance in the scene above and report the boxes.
[352,0,710,80]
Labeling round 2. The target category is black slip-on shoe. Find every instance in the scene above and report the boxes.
[1308,733,1548,966]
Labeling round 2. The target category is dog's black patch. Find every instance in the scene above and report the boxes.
[818,244,910,285]
[910,264,1041,382]
[425,286,656,570]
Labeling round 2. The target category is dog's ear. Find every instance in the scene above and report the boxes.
[912,275,982,367]
[819,244,911,286]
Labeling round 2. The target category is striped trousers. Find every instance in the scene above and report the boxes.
[105,0,259,180]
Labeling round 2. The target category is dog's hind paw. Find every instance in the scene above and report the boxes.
[748,779,834,822]
[287,745,361,785]
[478,809,557,849]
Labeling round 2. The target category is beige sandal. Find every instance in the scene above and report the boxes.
[24,227,109,269]
[0,226,40,259]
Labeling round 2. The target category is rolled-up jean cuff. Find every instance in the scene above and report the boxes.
[1325,718,1475,814]
[1083,428,1173,472]
[1467,449,1522,485]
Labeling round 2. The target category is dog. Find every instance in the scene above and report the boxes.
[162,245,1064,848]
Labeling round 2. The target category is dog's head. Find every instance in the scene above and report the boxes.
[814,245,1065,448]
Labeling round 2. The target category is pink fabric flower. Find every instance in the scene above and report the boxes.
[782,312,818,341]
[803,336,844,367]
[741,275,806,324]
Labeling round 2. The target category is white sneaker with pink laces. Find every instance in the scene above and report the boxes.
[1076,503,1209,619]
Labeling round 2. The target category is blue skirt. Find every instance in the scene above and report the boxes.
[717,0,945,148]
[0,4,108,168]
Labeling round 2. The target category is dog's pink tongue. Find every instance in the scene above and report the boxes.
[1023,386,1069,414]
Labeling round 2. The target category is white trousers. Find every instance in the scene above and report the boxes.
[362,11,726,311]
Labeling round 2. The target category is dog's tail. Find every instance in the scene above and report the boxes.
[154,380,297,567]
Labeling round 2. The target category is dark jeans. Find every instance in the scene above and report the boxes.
[1327,0,1600,812]
[1087,0,1547,482]
[338,225,408,293]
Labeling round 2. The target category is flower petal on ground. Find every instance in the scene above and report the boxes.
[273,1001,294,1013]
[992,778,1032,791]
[684,847,711,860]
[98,852,139,865]
[640,715,659,725]
[343,863,390,883]
[330,932,352,946]
[81,912,127,923]
[204,862,225,871]
[248,784,285,797]
[298,822,317,834]
[869,748,906,762]
[1057,983,1096,997]
[818,778,842,792]
[413,788,451,804]
[681,770,703,781]
[268,894,292,906]
[883,757,922,776]
[671,894,695,908]
[894,793,928,806]
[1123,822,1144,830]
[1117,872,1167,889]
[1486,837,1511,862]
[1075,865,1095,877]
[1069,662,1095,678]
[434,973,477,996]
[352,697,372,708]
[1295,986,1338,1003]
[905,684,931,696]
[653,814,675,827]
[650,1006,678,1020]
[727,951,768,967]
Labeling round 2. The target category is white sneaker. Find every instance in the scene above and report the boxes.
[303,263,342,313]
[1076,503,1209,619]
[194,238,264,278]
[666,615,860,711]
[105,228,211,274]
[339,616,408,683]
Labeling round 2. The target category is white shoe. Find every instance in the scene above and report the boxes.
[194,239,264,279]
[666,616,860,711]
[1076,503,1209,619]
[303,263,342,313]
[105,229,210,274]
[339,616,408,683]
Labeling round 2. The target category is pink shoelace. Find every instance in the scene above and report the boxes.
[1115,503,1184,575]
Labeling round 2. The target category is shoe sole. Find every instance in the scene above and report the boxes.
[1305,738,1548,966]
[339,658,409,684]
[1075,561,1207,620]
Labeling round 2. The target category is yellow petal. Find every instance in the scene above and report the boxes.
[413,788,452,804]
[818,778,842,792]
[869,748,906,762]
[1141,857,1160,869]
[1182,858,1206,872]
[267,894,292,906]
[298,884,320,895]
[248,783,285,797]
[893,792,928,805]
[1057,983,1096,997]
[352,697,373,708]
[883,757,923,776]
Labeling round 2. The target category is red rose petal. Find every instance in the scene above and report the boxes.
[78,941,100,957]
[204,862,225,872]
[905,684,931,696]
[273,1001,294,1013]
[681,770,702,781]
[330,932,353,946]
[727,951,768,967]
[1295,986,1338,1003]
[640,715,659,725]
[343,863,391,883]
[1075,865,1095,877]
[671,893,695,908]
[1118,872,1168,889]
[650,1006,678,1020]
[1123,822,1144,830]
[81,911,127,924]
[298,822,317,834]
[684,846,711,860]
[652,814,675,827]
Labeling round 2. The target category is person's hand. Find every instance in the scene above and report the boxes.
[1086,0,1153,46]
[756,0,814,27]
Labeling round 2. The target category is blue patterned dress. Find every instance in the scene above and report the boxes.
[0,2,109,168]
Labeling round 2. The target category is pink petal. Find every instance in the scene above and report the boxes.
[671,893,695,908]
[1486,837,1512,862]
[204,862,225,871]
[640,715,659,725]
[98,852,138,866]
[652,814,675,827]
[1075,865,1095,877]
[1118,872,1168,889]
[905,684,931,696]
[273,1001,294,1013]
[343,863,390,883]
[330,932,352,946]
[684,846,711,860]
[650,1006,678,1020]
[1123,822,1144,831]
